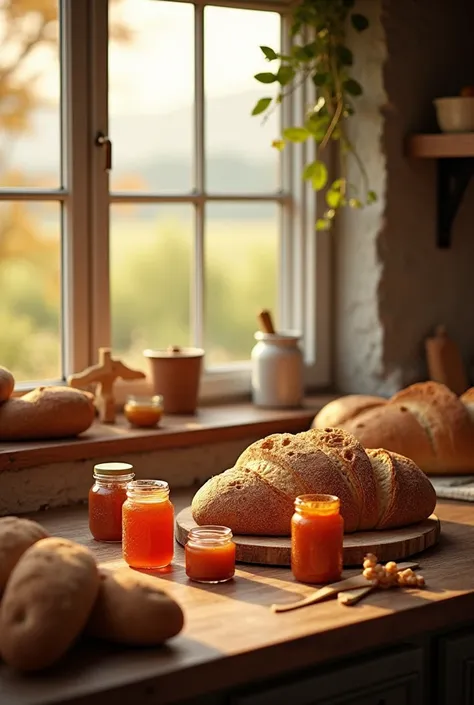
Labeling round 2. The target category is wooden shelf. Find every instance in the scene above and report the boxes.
[407,133,474,248]
[408,132,474,158]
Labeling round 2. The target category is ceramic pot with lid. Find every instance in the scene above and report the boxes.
[143,346,204,415]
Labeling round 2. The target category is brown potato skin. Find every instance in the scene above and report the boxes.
[0,517,49,593]
[87,568,184,646]
[0,537,100,671]
[0,367,14,403]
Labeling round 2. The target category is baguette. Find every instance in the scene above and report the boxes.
[191,427,436,535]
[313,381,474,474]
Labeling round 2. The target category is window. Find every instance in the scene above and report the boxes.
[0,0,330,400]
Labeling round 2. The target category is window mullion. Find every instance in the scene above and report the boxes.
[61,0,93,376]
[193,4,205,349]
[87,0,111,361]
[280,13,294,331]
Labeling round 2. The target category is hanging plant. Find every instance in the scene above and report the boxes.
[251,0,376,231]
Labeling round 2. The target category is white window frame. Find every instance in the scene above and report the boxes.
[8,0,331,400]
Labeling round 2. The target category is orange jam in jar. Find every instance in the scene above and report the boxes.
[123,395,163,428]
[89,462,135,542]
[291,494,343,584]
[122,480,174,569]
[185,526,236,584]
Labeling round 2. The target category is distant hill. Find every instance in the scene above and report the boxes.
[1,89,283,218]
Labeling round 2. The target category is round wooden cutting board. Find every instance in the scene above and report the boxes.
[175,506,440,567]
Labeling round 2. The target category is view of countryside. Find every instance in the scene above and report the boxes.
[0,0,282,382]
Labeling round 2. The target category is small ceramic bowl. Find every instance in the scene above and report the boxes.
[434,97,474,133]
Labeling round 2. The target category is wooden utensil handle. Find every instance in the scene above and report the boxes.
[257,309,276,335]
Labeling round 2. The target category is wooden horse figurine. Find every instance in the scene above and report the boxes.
[68,347,145,423]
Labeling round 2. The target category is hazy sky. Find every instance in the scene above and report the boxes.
[109,0,281,114]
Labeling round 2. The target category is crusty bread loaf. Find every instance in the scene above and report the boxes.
[0,386,95,440]
[313,394,387,429]
[191,427,436,535]
[0,366,14,403]
[313,381,474,475]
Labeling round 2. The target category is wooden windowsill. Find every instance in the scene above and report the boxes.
[0,395,334,473]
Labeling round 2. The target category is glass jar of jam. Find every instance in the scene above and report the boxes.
[122,479,174,569]
[291,494,344,584]
[123,395,164,428]
[89,462,135,542]
[185,526,236,584]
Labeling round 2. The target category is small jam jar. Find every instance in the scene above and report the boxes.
[123,395,164,428]
[89,462,135,542]
[122,479,174,569]
[185,526,236,584]
[291,494,344,584]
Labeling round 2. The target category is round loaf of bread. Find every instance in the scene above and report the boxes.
[191,427,437,535]
[0,537,100,671]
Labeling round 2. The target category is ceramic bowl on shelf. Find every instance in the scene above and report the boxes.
[434,96,474,133]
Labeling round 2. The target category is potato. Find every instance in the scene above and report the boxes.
[0,537,100,671]
[0,366,14,403]
[87,568,184,646]
[0,516,49,593]
[0,386,95,440]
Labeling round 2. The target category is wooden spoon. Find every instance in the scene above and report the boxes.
[271,562,420,613]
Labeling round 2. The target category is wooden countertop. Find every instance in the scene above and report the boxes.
[1,491,474,705]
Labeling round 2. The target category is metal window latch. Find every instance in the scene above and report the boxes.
[95,132,112,171]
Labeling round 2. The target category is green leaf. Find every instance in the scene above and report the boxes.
[336,45,353,66]
[367,190,378,204]
[349,198,363,209]
[251,97,272,116]
[326,189,342,208]
[282,126,310,143]
[260,46,278,61]
[331,179,345,191]
[325,209,336,220]
[277,65,295,86]
[254,72,277,84]
[343,79,363,96]
[351,13,369,32]
[303,160,328,190]
[316,218,331,231]
[312,72,329,87]
[305,115,329,141]
[272,139,286,151]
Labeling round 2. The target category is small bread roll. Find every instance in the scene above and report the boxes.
[0,516,49,593]
[0,366,14,403]
[87,568,184,646]
[0,538,100,671]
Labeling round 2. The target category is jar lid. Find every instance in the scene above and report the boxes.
[94,462,134,476]
[143,346,205,359]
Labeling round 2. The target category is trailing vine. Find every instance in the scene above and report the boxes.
[251,0,376,231]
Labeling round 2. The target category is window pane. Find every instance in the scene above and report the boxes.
[0,201,61,381]
[205,202,279,365]
[204,7,280,194]
[110,204,193,370]
[109,1,194,194]
[0,2,60,188]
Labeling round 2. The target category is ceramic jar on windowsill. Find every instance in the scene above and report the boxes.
[251,331,304,409]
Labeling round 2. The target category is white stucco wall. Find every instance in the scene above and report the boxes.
[334,0,474,394]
